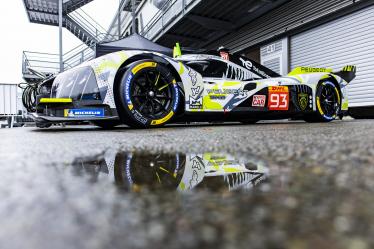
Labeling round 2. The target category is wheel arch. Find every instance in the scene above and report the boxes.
[318,74,342,105]
[112,54,185,115]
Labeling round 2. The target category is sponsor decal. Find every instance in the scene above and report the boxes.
[300,67,330,73]
[189,97,203,110]
[209,95,226,100]
[239,57,271,78]
[220,51,230,61]
[151,111,174,126]
[268,86,289,111]
[252,95,266,107]
[131,62,157,74]
[125,74,133,105]
[132,110,148,125]
[191,86,201,96]
[192,159,202,170]
[64,109,104,117]
[206,89,248,96]
[173,84,179,112]
[188,68,198,86]
[298,93,309,111]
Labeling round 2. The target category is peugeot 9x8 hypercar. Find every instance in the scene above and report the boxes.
[32,45,356,128]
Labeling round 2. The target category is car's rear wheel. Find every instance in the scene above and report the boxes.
[304,80,341,123]
[118,60,180,128]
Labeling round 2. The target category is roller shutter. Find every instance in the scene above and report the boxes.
[210,0,360,53]
[291,5,374,107]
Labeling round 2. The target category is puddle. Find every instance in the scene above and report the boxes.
[72,151,269,192]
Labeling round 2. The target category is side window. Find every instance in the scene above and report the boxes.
[202,59,228,78]
[186,59,227,79]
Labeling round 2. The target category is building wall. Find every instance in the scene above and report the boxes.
[0,84,20,116]
[290,4,374,107]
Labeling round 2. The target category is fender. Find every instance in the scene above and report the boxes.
[82,50,203,111]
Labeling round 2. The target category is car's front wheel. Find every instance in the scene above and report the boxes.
[117,60,180,128]
[304,80,341,123]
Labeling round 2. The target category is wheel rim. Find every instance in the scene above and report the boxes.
[126,153,184,188]
[130,68,173,119]
[319,83,339,118]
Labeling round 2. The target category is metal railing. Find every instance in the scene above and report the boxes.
[64,0,95,13]
[23,31,120,78]
[67,8,108,42]
[22,51,60,76]
[140,0,199,40]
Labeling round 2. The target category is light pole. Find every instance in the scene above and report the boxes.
[58,0,63,72]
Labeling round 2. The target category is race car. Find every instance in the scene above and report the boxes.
[32,44,357,128]
[72,151,269,192]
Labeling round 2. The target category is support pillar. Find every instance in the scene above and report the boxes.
[59,0,63,72]
[131,0,136,34]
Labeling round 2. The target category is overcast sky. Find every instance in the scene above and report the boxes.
[0,0,118,84]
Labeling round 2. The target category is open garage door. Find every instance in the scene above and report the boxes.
[290,5,374,117]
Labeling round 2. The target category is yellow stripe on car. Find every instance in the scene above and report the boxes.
[178,62,185,75]
[158,79,176,91]
[131,62,157,74]
[334,87,341,104]
[316,97,324,115]
[40,98,73,103]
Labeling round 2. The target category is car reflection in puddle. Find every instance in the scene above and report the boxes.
[72,151,269,192]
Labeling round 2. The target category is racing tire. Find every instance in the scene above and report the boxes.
[117,60,180,128]
[304,80,341,123]
[92,120,121,129]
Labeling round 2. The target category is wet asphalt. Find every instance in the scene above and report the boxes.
[0,119,374,249]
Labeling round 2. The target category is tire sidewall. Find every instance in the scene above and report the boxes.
[315,80,341,121]
[118,60,179,128]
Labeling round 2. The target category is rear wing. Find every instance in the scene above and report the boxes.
[334,65,357,83]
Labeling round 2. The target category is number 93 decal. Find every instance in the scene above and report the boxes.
[268,86,289,111]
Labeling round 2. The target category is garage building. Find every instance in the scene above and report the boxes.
[202,0,374,117]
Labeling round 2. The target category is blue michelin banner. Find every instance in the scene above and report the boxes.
[64,109,105,117]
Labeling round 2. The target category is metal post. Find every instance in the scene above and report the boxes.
[118,0,121,38]
[59,0,63,72]
[131,0,136,34]
[8,116,14,129]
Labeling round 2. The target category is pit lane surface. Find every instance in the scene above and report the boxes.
[0,120,373,249]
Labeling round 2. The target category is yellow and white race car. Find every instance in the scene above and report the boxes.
[32,45,356,128]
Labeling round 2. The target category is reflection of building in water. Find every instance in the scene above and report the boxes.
[72,151,269,192]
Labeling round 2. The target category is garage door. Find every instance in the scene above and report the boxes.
[291,5,374,107]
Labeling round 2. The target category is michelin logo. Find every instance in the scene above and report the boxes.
[65,109,104,117]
